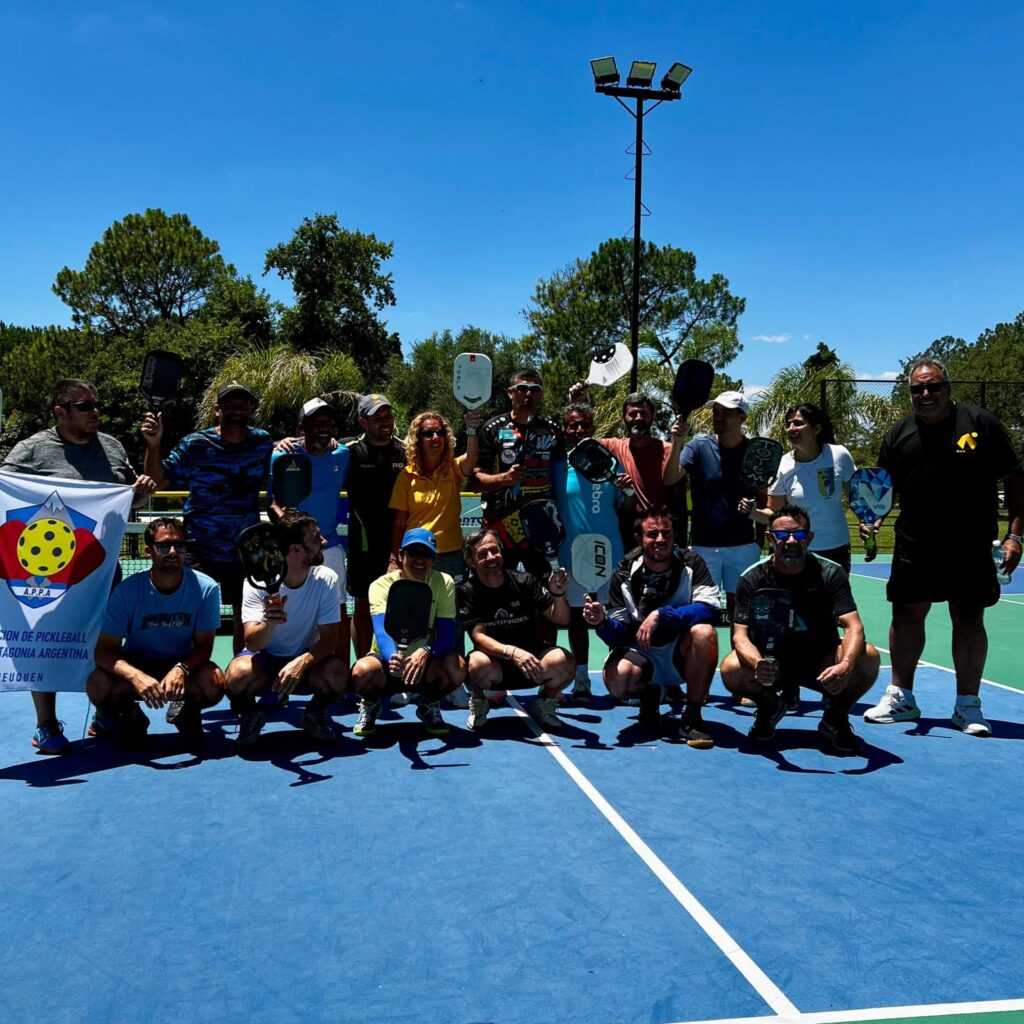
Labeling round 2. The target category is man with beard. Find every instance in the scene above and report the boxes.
[583,506,719,747]
[223,510,348,746]
[345,394,407,657]
[142,382,273,653]
[862,357,1023,736]
[721,504,880,754]
[474,367,566,579]
[269,397,351,658]
[2,378,157,754]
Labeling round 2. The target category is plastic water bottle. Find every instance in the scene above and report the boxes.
[992,541,1011,585]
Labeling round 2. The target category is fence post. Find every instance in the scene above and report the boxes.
[979,381,987,407]
[819,379,828,413]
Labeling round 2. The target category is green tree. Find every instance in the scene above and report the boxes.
[525,238,745,378]
[264,213,399,381]
[53,209,233,335]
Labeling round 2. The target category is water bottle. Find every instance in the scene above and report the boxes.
[992,541,1011,585]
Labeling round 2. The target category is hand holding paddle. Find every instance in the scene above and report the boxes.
[568,342,635,399]
[849,467,893,562]
[453,353,493,411]
[749,588,794,688]
[383,579,434,685]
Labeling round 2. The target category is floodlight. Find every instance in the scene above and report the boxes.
[590,56,619,86]
[660,62,693,92]
[626,61,656,87]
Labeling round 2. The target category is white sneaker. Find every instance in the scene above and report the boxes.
[467,696,490,731]
[445,685,470,710]
[951,696,992,736]
[863,685,921,724]
[532,696,562,731]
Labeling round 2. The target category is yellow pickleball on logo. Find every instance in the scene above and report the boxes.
[17,518,76,576]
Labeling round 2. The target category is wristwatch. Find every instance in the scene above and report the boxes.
[175,661,191,677]
[1005,533,1023,546]
[465,428,478,437]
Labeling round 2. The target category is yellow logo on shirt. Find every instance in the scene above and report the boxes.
[956,432,979,452]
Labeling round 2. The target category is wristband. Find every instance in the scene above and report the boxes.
[1005,533,1023,546]
[175,661,190,678]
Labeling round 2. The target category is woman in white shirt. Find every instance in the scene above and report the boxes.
[767,403,855,574]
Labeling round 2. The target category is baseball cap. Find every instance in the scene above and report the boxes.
[358,393,392,417]
[299,397,333,422]
[218,381,255,402]
[400,528,437,553]
[706,390,749,413]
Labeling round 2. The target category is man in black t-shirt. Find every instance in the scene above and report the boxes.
[863,358,1023,737]
[457,528,574,732]
[345,394,408,657]
[473,367,567,578]
[722,504,880,754]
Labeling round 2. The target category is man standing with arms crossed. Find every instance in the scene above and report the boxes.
[863,358,1024,736]
[1,378,156,754]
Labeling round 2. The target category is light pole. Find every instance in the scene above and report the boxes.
[590,57,692,391]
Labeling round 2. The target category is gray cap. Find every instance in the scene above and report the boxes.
[358,393,392,417]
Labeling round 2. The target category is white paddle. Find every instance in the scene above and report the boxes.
[571,532,614,598]
[586,343,633,388]
[453,353,493,410]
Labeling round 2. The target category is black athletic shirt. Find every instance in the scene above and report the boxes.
[457,571,553,655]
[476,412,566,524]
[734,556,856,660]
[879,403,1020,546]
[344,437,407,557]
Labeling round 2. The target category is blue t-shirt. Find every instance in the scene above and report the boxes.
[163,427,273,564]
[102,567,222,660]
[268,446,350,551]
[680,434,756,547]
[557,464,624,564]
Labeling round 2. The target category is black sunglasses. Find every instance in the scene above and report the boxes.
[63,400,101,412]
[909,382,945,396]
[152,540,187,554]
[512,383,543,394]
[418,428,446,439]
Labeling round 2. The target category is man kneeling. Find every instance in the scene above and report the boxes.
[458,528,575,731]
[87,517,223,746]
[721,504,880,754]
[350,528,465,738]
[224,510,348,746]
[583,506,719,748]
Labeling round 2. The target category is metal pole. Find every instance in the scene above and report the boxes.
[629,97,645,392]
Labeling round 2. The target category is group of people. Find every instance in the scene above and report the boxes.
[1,355,1020,756]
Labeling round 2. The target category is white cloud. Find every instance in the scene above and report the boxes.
[855,370,901,381]
[803,334,812,341]
[750,333,790,344]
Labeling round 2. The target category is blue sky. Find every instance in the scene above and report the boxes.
[2,1,1022,392]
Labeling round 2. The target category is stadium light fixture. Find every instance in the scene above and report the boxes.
[660,61,693,92]
[626,60,657,88]
[589,56,620,86]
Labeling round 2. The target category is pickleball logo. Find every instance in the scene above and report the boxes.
[0,491,107,608]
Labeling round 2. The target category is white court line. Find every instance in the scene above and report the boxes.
[504,694,800,1020]
[874,647,1023,696]
[661,994,1024,1024]
[851,570,1024,607]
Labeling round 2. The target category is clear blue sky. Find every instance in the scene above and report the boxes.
[2,1,1022,392]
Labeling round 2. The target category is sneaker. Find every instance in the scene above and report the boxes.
[783,684,800,712]
[818,714,862,754]
[445,685,470,710]
[257,690,289,710]
[32,720,70,755]
[749,692,785,742]
[467,696,490,731]
[353,699,380,738]
[303,705,338,741]
[532,695,562,731]
[87,710,120,737]
[863,685,921,724]
[663,684,683,706]
[118,703,151,745]
[236,710,267,747]
[678,708,714,749]
[951,696,992,737]
[638,686,661,730]
[416,701,450,737]
[570,675,592,705]
[166,701,205,744]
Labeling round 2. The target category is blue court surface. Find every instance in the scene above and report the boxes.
[3,652,1024,1024]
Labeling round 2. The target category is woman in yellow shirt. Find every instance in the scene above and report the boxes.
[389,409,480,578]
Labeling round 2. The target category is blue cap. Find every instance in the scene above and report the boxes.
[400,528,437,553]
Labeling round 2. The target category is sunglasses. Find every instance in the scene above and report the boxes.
[402,546,436,559]
[512,383,543,394]
[771,529,810,542]
[563,420,592,430]
[152,540,187,554]
[909,382,945,396]
[418,428,446,439]
[63,400,101,412]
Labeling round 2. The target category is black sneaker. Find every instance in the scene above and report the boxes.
[638,686,662,730]
[818,714,862,754]
[782,684,800,712]
[166,700,205,745]
[678,707,713,749]
[748,692,785,742]
[117,703,150,747]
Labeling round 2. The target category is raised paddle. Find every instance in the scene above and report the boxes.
[568,438,634,496]
[453,352,493,410]
[672,359,715,418]
[849,466,894,563]
[140,350,184,412]
[570,532,614,600]
[237,523,287,595]
[586,343,634,388]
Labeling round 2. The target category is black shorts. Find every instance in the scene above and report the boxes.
[491,646,557,690]
[347,547,391,600]
[120,651,178,682]
[189,556,245,606]
[774,647,839,692]
[886,537,998,608]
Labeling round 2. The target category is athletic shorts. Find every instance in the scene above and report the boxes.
[234,649,315,694]
[690,542,762,594]
[886,537,998,608]
[773,646,840,693]
[486,645,559,691]
[604,643,683,688]
[189,557,246,606]
[322,544,348,597]
[346,546,391,600]
[118,651,178,684]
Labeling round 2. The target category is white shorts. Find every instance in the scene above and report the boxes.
[605,643,683,687]
[690,542,762,594]
[322,544,348,599]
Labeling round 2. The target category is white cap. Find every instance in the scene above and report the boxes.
[300,397,332,422]
[706,390,749,413]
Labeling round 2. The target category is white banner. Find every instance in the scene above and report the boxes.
[0,473,132,692]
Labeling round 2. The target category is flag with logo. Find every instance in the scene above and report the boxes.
[0,473,131,692]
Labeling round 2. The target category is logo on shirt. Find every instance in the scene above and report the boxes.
[817,468,836,498]
[956,432,979,452]
[0,491,107,608]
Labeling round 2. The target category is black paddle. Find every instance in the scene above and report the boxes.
[237,523,287,594]
[383,579,434,675]
[672,359,715,418]
[568,438,634,496]
[519,499,567,573]
[740,438,784,494]
[749,587,794,677]
[271,451,313,510]
[140,350,184,412]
